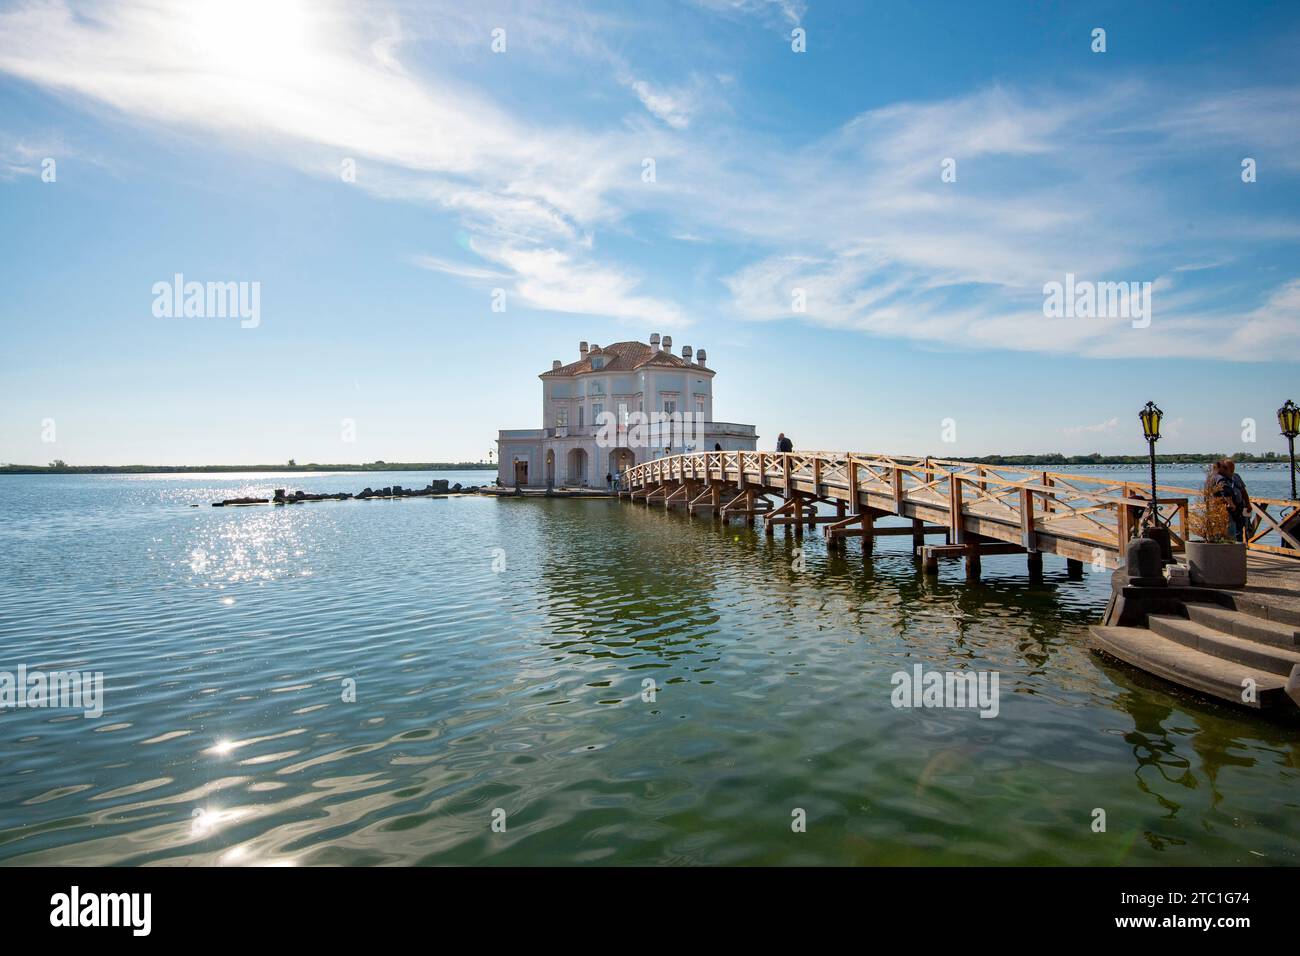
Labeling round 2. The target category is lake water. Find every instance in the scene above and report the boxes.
[0,465,1296,865]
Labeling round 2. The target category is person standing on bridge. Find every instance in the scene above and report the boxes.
[776,433,793,453]
[1206,461,1245,541]
[1222,459,1251,541]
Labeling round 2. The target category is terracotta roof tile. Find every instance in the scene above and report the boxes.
[541,340,706,377]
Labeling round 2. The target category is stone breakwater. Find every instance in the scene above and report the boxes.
[211,480,483,507]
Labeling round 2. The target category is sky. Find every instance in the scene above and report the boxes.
[0,0,1298,465]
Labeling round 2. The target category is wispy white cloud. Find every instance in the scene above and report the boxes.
[1,0,1297,359]
[1063,417,1120,437]
[0,132,64,179]
[690,0,806,28]
[621,76,696,129]
[408,255,507,282]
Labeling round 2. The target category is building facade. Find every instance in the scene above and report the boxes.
[496,333,758,488]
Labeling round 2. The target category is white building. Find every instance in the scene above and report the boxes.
[496,333,758,488]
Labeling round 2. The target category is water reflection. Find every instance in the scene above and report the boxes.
[0,476,1297,865]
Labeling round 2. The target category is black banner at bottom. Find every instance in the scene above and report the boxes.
[0,865,1280,941]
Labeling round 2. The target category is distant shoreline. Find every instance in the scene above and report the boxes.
[0,462,495,475]
[1,453,1291,475]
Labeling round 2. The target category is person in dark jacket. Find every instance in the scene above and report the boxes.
[776,433,793,453]
[1207,460,1244,541]
[1222,459,1251,541]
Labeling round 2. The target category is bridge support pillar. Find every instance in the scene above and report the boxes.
[923,550,939,575]
[1027,550,1043,583]
[911,518,924,554]
[964,539,981,581]
[1066,558,1084,580]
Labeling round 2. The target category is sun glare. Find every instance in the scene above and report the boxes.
[185,0,316,82]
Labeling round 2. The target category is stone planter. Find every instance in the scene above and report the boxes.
[1185,541,1247,589]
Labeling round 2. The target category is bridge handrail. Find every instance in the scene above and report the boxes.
[619,451,1297,558]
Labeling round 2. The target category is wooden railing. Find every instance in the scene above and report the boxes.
[620,452,1298,564]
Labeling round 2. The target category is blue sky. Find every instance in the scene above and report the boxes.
[1,0,1298,465]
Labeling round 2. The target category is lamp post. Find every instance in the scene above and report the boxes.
[1279,399,1299,501]
[1138,401,1163,527]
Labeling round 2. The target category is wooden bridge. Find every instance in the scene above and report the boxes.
[619,452,1300,580]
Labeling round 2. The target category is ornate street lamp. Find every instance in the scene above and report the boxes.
[1138,401,1163,528]
[1279,399,1299,501]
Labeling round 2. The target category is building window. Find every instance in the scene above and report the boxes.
[696,397,706,417]
[663,400,676,416]
[556,407,568,428]
[578,405,584,429]
[592,402,603,421]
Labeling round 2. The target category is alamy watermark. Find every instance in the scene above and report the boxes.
[50,886,150,936]
[1,665,103,718]
[595,410,705,451]
[152,274,260,328]
[890,664,999,718]
[1042,273,1151,328]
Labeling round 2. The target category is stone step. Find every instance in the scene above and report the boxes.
[1224,593,1300,630]
[1185,603,1300,648]
[1148,615,1300,677]
[1089,625,1288,710]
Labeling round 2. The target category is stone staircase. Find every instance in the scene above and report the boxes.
[1091,601,1300,711]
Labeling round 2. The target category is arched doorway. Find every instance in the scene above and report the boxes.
[566,448,588,486]
[545,449,555,487]
[608,447,635,489]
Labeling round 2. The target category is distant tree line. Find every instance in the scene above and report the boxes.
[0,460,493,475]
[959,452,1290,466]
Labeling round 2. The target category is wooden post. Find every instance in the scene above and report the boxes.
[1027,550,1043,583]
[949,474,964,543]
[1066,558,1084,580]
[848,458,861,515]
[1117,488,1133,552]
[964,538,981,581]
[1019,486,1036,552]
[911,517,924,554]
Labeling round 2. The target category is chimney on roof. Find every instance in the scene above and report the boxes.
[579,341,588,358]
[552,359,561,370]
[649,333,660,351]
[696,348,707,367]
[662,335,672,352]
[681,345,692,361]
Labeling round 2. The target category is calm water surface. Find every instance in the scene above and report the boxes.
[0,465,1297,865]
